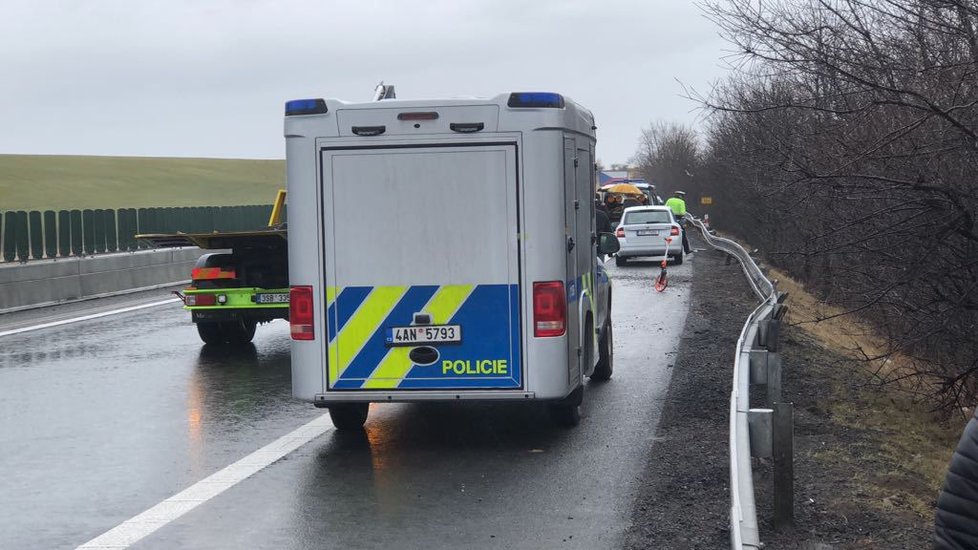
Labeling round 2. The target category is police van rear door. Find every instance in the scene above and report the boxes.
[319,140,522,391]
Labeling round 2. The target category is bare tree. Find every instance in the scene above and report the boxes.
[632,121,701,196]
[695,0,978,412]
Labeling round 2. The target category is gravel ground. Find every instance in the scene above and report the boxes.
[623,237,755,549]
[623,233,938,549]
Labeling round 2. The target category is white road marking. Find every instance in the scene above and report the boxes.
[77,413,334,549]
[0,298,180,338]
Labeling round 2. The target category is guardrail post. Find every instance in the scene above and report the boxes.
[773,402,794,528]
[766,353,782,406]
[749,349,768,385]
[748,408,772,458]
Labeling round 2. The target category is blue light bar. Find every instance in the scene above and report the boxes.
[507,92,565,109]
[285,98,328,116]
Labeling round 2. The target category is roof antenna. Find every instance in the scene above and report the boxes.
[373,81,396,101]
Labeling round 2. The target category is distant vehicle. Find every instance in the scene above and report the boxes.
[631,183,664,205]
[285,91,620,430]
[138,191,289,345]
[614,205,683,266]
[598,179,662,207]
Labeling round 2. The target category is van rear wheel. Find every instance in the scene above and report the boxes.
[615,255,628,267]
[591,321,613,381]
[329,403,369,431]
[550,385,583,428]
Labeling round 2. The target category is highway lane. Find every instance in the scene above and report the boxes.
[0,256,693,549]
[0,299,319,550]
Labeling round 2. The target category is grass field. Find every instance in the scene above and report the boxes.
[0,155,286,211]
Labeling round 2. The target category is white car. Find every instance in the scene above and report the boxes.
[614,205,683,266]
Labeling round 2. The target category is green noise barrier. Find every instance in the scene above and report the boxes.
[2,211,18,262]
[81,210,95,255]
[44,210,57,258]
[15,211,28,262]
[28,211,43,260]
[0,203,275,262]
[57,210,71,258]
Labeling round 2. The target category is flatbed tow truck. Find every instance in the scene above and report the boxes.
[137,190,289,345]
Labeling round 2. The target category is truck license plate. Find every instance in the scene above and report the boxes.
[256,293,289,304]
[387,325,462,346]
[637,229,658,236]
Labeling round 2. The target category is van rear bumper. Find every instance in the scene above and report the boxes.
[312,390,536,406]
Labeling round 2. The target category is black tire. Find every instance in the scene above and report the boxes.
[193,253,235,289]
[551,320,590,428]
[196,322,226,345]
[223,319,257,344]
[591,321,613,381]
[196,320,257,345]
[550,385,583,428]
[672,253,684,265]
[615,255,628,267]
[328,403,369,431]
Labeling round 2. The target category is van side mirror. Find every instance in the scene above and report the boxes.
[597,232,620,255]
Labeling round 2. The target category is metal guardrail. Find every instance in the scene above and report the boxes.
[687,215,792,549]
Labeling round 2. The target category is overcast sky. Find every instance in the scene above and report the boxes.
[0,0,730,165]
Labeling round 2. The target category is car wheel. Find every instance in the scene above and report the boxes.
[672,253,684,265]
[328,403,369,431]
[591,321,613,381]
[615,255,628,267]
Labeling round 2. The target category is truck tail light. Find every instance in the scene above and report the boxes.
[615,227,625,238]
[670,226,680,236]
[533,281,566,337]
[290,285,314,340]
[186,294,216,306]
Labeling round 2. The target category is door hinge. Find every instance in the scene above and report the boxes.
[574,199,580,210]
[573,158,579,168]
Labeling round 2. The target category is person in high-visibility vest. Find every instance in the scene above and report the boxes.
[665,191,691,254]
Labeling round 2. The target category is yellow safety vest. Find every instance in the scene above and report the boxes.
[665,197,686,216]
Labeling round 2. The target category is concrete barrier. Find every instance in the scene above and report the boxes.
[0,248,207,313]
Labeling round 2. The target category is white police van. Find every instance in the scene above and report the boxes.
[284,91,619,429]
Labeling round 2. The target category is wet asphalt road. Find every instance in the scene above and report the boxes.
[0,257,693,550]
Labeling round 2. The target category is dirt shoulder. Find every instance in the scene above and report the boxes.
[623,234,961,549]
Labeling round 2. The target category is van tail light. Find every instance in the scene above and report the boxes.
[290,285,314,340]
[533,281,566,337]
[670,226,680,236]
[615,227,625,238]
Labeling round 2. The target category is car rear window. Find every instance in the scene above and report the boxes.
[623,210,672,225]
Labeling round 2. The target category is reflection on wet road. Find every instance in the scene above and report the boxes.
[0,307,317,550]
[1,257,693,549]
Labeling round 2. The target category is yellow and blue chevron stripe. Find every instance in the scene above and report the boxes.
[324,284,522,390]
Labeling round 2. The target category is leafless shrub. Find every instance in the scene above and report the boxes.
[691,0,978,413]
